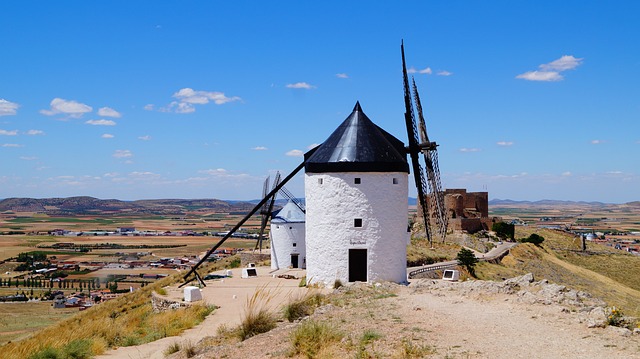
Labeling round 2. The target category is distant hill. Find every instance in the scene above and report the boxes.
[1,196,636,215]
[489,199,609,206]
[0,197,255,215]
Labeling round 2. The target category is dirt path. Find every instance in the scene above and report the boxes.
[96,270,640,358]
[95,268,316,359]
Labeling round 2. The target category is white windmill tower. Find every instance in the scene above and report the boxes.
[270,200,306,270]
[303,102,410,286]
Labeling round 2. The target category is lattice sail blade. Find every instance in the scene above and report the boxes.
[401,41,433,244]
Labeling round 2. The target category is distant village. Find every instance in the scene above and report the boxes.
[46,226,260,239]
[510,218,640,255]
[0,226,245,309]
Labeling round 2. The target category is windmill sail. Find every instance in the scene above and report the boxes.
[401,41,448,244]
[401,41,433,244]
[412,79,448,241]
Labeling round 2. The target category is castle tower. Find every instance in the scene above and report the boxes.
[270,200,306,270]
[304,102,410,286]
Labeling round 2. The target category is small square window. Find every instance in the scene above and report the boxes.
[393,178,398,184]
[354,218,363,227]
[293,243,297,247]
[318,178,323,185]
[354,178,361,184]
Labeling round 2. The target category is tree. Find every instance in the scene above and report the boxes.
[456,248,479,277]
[492,222,515,240]
[520,233,545,245]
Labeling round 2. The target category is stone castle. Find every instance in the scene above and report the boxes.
[425,188,496,234]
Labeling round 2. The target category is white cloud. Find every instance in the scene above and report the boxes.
[252,146,268,151]
[173,88,241,105]
[591,139,604,145]
[459,148,481,153]
[199,168,230,176]
[40,98,92,118]
[19,156,37,161]
[97,107,122,118]
[496,141,514,147]
[113,149,133,158]
[144,104,155,111]
[138,135,151,141]
[162,101,195,114]
[2,143,23,147]
[86,119,117,126]
[286,149,304,157]
[0,129,18,136]
[286,82,315,89]
[336,73,349,79]
[0,99,19,116]
[101,134,114,139]
[541,55,583,71]
[516,55,583,82]
[129,171,161,179]
[516,71,563,82]
[197,168,251,180]
[408,67,432,75]
[561,171,572,177]
[26,130,44,135]
[437,70,452,76]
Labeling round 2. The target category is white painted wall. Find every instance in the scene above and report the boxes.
[305,172,408,286]
[270,220,306,269]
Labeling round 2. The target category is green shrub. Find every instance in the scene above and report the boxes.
[456,248,478,277]
[28,347,61,359]
[492,222,515,240]
[229,257,241,268]
[62,339,92,359]
[361,329,382,344]
[519,233,545,245]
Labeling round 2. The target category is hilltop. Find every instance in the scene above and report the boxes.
[4,227,640,358]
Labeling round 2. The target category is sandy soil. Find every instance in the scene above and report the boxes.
[95,268,640,359]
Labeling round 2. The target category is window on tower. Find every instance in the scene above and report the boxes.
[318,178,323,185]
[393,178,398,184]
[354,218,363,227]
[354,178,361,184]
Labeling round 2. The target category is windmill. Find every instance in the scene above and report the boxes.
[401,41,448,246]
[180,156,315,287]
[254,171,306,253]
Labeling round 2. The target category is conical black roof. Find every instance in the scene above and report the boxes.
[304,102,409,173]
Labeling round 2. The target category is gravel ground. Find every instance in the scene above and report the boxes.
[98,270,640,359]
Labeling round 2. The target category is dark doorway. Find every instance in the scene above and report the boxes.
[290,254,299,268]
[348,249,367,282]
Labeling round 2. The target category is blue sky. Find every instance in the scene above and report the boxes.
[1,1,638,203]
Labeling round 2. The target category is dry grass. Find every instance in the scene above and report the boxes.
[237,286,279,341]
[289,319,343,358]
[1,273,215,359]
[477,228,640,317]
[283,290,325,322]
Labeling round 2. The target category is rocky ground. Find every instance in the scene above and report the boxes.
[158,273,640,359]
